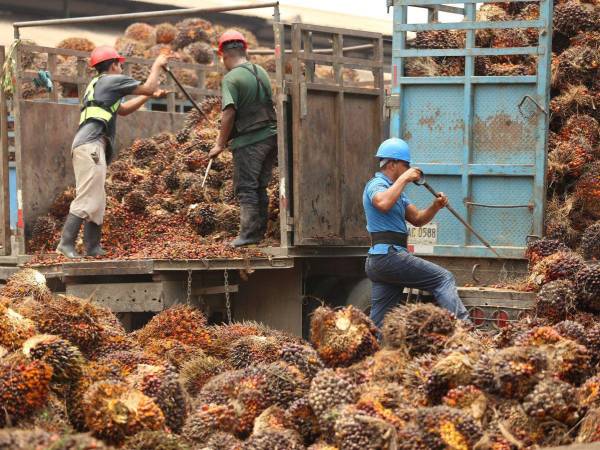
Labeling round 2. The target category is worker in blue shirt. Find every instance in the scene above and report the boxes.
[363,138,470,328]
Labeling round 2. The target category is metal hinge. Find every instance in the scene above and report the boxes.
[386,0,394,13]
[385,95,400,109]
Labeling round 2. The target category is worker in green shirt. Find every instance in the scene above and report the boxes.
[209,30,277,247]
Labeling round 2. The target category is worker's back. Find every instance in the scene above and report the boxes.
[221,62,277,150]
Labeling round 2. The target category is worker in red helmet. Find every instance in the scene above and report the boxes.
[209,30,277,247]
[56,46,170,258]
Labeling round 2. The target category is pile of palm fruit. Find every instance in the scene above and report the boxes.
[4,267,600,449]
[411,0,600,260]
[28,97,280,260]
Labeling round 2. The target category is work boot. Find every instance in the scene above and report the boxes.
[258,200,269,239]
[231,204,262,247]
[83,221,106,257]
[56,213,84,258]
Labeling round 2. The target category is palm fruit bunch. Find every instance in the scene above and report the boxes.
[577,407,600,443]
[136,305,212,348]
[400,354,438,406]
[574,162,600,220]
[227,335,282,369]
[554,319,588,345]
[576,263,600,311]
[0,354,53,426]
[382,303,456,356]
[22,334,84,385]
[186,41,214,65]
[534,279,578,323]
[546,338,592,385]
[156,22,177,45]
[173,19,211,50]
[204,321,283,358]
[424,351,476,405]
[0,429,57,450]
[181,402,237,443]
[186,203,217,236]
[196,367,273,436]
[202,431,243,450]
[0,303,37,350]
[97,350,162,377]
[123,431,188,450]
[130,138,160,164]
[547,140,591,185]
[279,342,325,380]
[578,375,600,409]
[49,186,75,219]
[581,222,600,260]
[180,352,228,397]
[29,215,59,251]
[528,250,584,287]
[20,295,109,356]
[244,428,304,450]
[473,346,546,399]
[82,381,165,444]
[554,1,597,38]
[261,361,310,408]
[309,305,379,367]
[332,404,398,450]
[1,268,51,302]
[140,338,198,370]
[65,361,124,431]
[442,385,488,420]
[550,85,597,120]
[523,377,583,426]
[525,238,570,266]
[124,23,157,47]
[414,406,483,449]
[123,189,149,214]
[351,348,408,385]
[284,397,320,444]
[126,363,187,433]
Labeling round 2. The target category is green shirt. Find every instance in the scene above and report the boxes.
[221,62,277,150]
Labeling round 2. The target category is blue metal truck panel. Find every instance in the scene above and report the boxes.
[391,0,553,259]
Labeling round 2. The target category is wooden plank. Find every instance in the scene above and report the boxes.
[294,23,382,39]
[47,54,58,103]
[13,41,25,255]
[193,284,239,295]
[66,282,164,313]
[305,83,380,95]
[0,47,11,256]
[302,30,315,83]
[153,257,294,271]
[298,53,383,69]
[273,19,290,249]
[17,102,185,248]
[62,259,154,276]
[76,57,87,99]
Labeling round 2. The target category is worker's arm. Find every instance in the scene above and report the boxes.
[118,89,168,116]
[131,54,169,96]
[372,167,422,213]
[405,193,448,227]
[208,106,236,158]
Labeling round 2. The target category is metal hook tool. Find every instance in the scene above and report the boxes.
[162,66,214,188]
[414,174,502,258]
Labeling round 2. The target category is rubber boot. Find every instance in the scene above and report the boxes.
[257,199,269,239]
[56,213,84,258]
[84,221,106,257]
[231,204,262,247]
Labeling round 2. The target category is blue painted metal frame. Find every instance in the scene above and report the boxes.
[390,0,553,259]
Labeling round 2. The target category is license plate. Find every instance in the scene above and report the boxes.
[408,223,438,245]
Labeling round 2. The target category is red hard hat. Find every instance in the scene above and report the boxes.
[218,30,248,55]
[89,46,125,68]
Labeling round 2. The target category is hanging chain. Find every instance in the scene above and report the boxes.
[224,269,232,324]
[186,269,193,304]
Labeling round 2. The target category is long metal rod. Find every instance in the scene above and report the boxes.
[249,43,375,56]
[418,179,502,258]
[14,2,278,38]
[162,66,207,119]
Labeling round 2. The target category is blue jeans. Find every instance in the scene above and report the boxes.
[365,246,469,328]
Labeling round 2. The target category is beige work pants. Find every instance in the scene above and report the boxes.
[69,140,107,225]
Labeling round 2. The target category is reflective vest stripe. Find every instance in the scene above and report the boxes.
[79,75,121,125]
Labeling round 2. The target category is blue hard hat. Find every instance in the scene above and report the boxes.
[375,138,411,164]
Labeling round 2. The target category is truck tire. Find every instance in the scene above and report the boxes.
[345,278,372,314]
